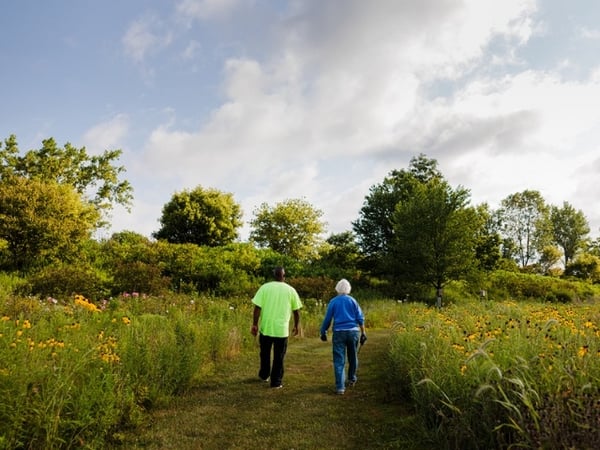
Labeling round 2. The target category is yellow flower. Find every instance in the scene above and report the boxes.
[577,346,589,358]
[122,316,131,325]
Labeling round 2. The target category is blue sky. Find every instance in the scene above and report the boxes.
[2,0,600,241]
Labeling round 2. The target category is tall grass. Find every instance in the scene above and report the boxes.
[0,293,254,449]
[384,300,600,449]
[2,289,598,448]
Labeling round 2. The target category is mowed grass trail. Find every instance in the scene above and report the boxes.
[116,329,426,450]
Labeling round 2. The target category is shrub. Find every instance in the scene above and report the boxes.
[289,276,336,301]
[25,263,110,300]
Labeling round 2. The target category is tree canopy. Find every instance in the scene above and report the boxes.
[390,178,480,295]
[0,176,99,271]
[153,186,243,246]
[249,198,326,261]
[495,190,549,268]
[550,201,590,266]
[353,154,443,259]
[0,135,133,224]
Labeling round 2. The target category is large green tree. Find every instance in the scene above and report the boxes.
[495,190,550,268]
[353,154,443,259]
[249,198,325,261]
[0,135,133,224]
[154,186,243,246]
[550,201,590,267]
[0,177,99,271]
[390,178,480,303]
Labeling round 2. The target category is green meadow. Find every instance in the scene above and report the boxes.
[1,291,598,449]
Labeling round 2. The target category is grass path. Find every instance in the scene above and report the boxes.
[117,329,427,450]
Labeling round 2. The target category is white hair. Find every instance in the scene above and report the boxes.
[335,279,351,294]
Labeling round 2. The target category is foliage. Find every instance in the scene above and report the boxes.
[288,275,336,302]
[486,270,600,302]
[249,198,326,261]
[0,176,100,271]
[353,153,443,260]
[0,134,132,222]
[161,242,262,296]
[390,178,480,296]
[154,185,242,246]
[495,190,550,267]
[25,263,111,300]
[564,253,600,283]
[0,293,254,449]
[472,203,502,272]
[309,231,364,280]
[550,201,590,266]
[385,300,600,449]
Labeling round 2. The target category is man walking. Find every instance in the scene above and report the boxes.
[251,266,302,388]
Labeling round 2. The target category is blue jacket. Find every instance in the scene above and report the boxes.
[320,294,364,334]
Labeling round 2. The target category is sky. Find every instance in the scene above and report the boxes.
[2,0,600,241]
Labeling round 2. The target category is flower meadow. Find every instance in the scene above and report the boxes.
[384,300,600,449]
[0,289,599,449]
[0,293,254,449]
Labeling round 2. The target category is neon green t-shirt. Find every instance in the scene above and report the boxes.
[252,281,302,338]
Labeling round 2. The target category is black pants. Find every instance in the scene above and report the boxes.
[258,334,288,387]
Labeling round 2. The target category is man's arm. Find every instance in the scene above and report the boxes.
[292,309,300,336]
[251,305,261,336]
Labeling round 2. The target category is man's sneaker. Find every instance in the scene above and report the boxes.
[336,389,345,395]
[348,380,357,387]
[271,384,283,389]
[259,376,269,383]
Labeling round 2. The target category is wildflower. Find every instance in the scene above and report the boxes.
[577,346,589,358]
[122,316,131,325]
[74,295,100,313]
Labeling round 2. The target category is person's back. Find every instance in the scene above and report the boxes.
[253,280,299,337]
[320,279,365,394]
[327,294,362,331]
[251,267,302,388]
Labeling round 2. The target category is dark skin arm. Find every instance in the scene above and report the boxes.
[292,309,300,336]
[251,305,261,336]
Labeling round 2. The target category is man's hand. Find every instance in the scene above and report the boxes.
[320,333,327,342]
[251,325,258,336]
[292,326,299,336]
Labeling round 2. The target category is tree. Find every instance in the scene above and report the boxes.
[473,203,502,272]
[249,198,326,261]
[564,253,600,283]
[311,231,363,279]
[0,176,99,271]
[353,154,443,259]
[154,186,242,246]
[390,178,479,304]
[496,190,550,267]
[0,135,133,225]
[550,202,590,267]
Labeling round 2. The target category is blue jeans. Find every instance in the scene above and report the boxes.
[332,330,359,391]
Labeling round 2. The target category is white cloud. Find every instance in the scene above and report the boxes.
[82,114,130,155]
[122,15,173,63]
[176,0,242,21]
[126,0,600,238]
